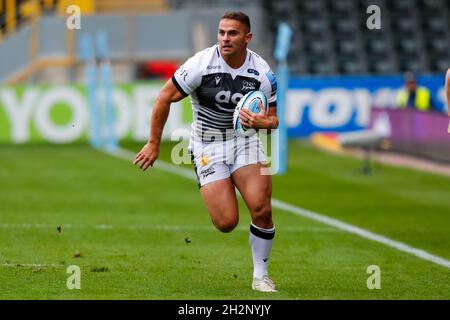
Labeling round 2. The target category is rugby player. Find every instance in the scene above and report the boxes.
[134,11,279,292]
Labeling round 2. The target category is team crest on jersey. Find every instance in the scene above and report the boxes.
[199,155,209,166]
[215,76,221,85]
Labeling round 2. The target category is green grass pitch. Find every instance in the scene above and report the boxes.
[0,141,449,299]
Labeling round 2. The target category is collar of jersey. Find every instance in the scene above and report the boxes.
[217,47,250,79]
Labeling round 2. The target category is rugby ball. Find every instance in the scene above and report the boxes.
[233,90,268,137]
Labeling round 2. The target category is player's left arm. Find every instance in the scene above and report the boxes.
[239,104,278,132]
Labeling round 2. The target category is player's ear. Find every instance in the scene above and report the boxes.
[245,32,253,44]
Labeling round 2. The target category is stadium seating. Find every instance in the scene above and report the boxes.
[263,0,450,75]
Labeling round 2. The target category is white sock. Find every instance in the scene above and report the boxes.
[249,223,275,279]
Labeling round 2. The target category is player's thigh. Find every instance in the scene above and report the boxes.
[231,163,272,215]
[200,177,239,224]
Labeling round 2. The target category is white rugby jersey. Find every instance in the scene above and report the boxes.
[172,44,277,142]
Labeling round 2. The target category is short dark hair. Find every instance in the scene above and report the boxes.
[220,11,251,32]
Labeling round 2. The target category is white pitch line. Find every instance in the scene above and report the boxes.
[271,200,450,269]
[107,147,450,269]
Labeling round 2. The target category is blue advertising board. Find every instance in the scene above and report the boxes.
[287,75,447,137]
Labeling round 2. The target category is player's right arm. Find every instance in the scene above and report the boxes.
[134,50,204,170]
[446,68,450,134]
[133,79,184,171]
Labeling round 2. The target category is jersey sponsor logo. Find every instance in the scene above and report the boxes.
[215,90,243,108]
[207,65,221,70]
[247,68,260,76]
[200,167,215,179]
[242,80,257,91]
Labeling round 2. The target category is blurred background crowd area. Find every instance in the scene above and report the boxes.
[1,0,449,82]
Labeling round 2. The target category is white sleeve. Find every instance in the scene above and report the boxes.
[260,68,277,107]
[172,53,203,96]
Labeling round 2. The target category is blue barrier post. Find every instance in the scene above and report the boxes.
[96,31,117,152]
[78,33,101,149]
[274,22,292,175]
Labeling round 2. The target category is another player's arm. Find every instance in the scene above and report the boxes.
[446,68,450,134]
[134,79,185,171]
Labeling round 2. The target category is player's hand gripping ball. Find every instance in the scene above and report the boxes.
[233,90,268,137]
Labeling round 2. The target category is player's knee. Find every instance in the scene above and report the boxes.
[212,216,239,233]
[251,204,272,225]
